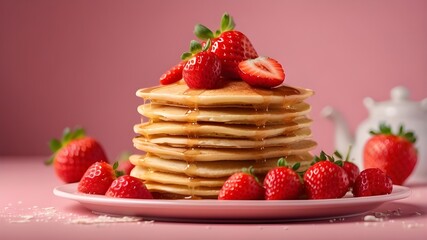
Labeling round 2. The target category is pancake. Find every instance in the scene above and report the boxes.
[131,167,227,187]
[138,102,310,125]
[134,117,312,139]
[130,153,313,178]
[133,138,317,161]
[143,128,312,148]
[137,80,313,108]
[143,182,220,198]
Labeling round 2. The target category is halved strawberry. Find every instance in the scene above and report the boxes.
[237,56,285,88]
[159,60,187,85]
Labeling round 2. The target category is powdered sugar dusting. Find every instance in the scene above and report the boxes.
[1,201,145,225]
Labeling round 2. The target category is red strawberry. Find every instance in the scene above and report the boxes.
[78,162,121,195]
[218,167,264,200]
[46,128,109,183]
[159,60,187,85]
[115,152,134,175]
[194,13,258,79]
[237,56,285,88]
[105,175,153,199]
[342,161,360,189]
[263,158,303,200]
[363,123,417,185]
[303,151,350,199]
[352,168,393,197]
[333,149,360,189]
[181,40,223,89]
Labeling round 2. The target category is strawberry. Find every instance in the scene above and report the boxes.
[352,168,393,197]
[333,148,360,189]
[159,60,187,85]
[78,162,122,195]
[237,56,285,88]
[105,175,153,199]
[194,12,258,79]
[181,39,223,89]
[115,152,134,175]
[46,127,109,183]
[263,158,303,200]
[363,123,417,185]
[218,167,264,200]
[303,151,350,199]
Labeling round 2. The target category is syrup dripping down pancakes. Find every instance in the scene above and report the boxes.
[131,80,316,199]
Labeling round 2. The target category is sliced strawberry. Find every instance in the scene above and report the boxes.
[237,56,285,88]
[159,61,187,85]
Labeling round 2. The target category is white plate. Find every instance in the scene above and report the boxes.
[54,183,410,222]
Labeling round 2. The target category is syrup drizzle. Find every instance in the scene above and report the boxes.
[138,82,307,199]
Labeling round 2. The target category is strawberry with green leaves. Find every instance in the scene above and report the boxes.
[105,175,153,199]
[303,151,350,199]
[46,128,109,183]
[194,12,258,79]
[364,123,417,185]
[78,162,123,195]
[218,167,264,200]
[352,168,393,197]
[263,158,303,200]
[181,39,223,89]
[333,148,360,190]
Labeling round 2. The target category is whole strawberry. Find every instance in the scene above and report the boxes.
[333,149,360,189]
[303,151,350,199]
[181,39,223,89]
[46,128,109,183]
[364,123,417,185]
[105,175,153,199]
[218,167,264,200]
[159,60,187,85]
[194,12,258,79]
[264,158,303,200]
[78,162,122,195]
[352,168,393,197]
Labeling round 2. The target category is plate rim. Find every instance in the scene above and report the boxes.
[54,183,410,207]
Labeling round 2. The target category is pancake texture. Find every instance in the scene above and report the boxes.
[131,80,316,199]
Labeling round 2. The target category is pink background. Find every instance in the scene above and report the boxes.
[1,0,426,159]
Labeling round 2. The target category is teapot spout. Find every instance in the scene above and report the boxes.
[321,106,354,153]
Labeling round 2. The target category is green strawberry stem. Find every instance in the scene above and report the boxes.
[370,122,416,144]
[45,127,86,165]
[277,157,301,171]
[312,150,343,167]
[113,161,124,177]
[181,39,211,61]
[194,12,235,40]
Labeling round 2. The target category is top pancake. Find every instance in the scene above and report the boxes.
[137,80,314,108]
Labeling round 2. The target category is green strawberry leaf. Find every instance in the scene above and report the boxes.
[49,139,62,153]
[194,24,214,40]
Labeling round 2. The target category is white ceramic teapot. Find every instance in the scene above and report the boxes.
[322,86,427,183]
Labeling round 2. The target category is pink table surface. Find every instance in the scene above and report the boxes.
[1,156,426,240]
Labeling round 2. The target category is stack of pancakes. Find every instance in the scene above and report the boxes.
[130,80,316,199]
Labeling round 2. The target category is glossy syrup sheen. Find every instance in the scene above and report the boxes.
[136,81,311,199]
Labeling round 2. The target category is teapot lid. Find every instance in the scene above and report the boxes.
[364,86,427,119]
